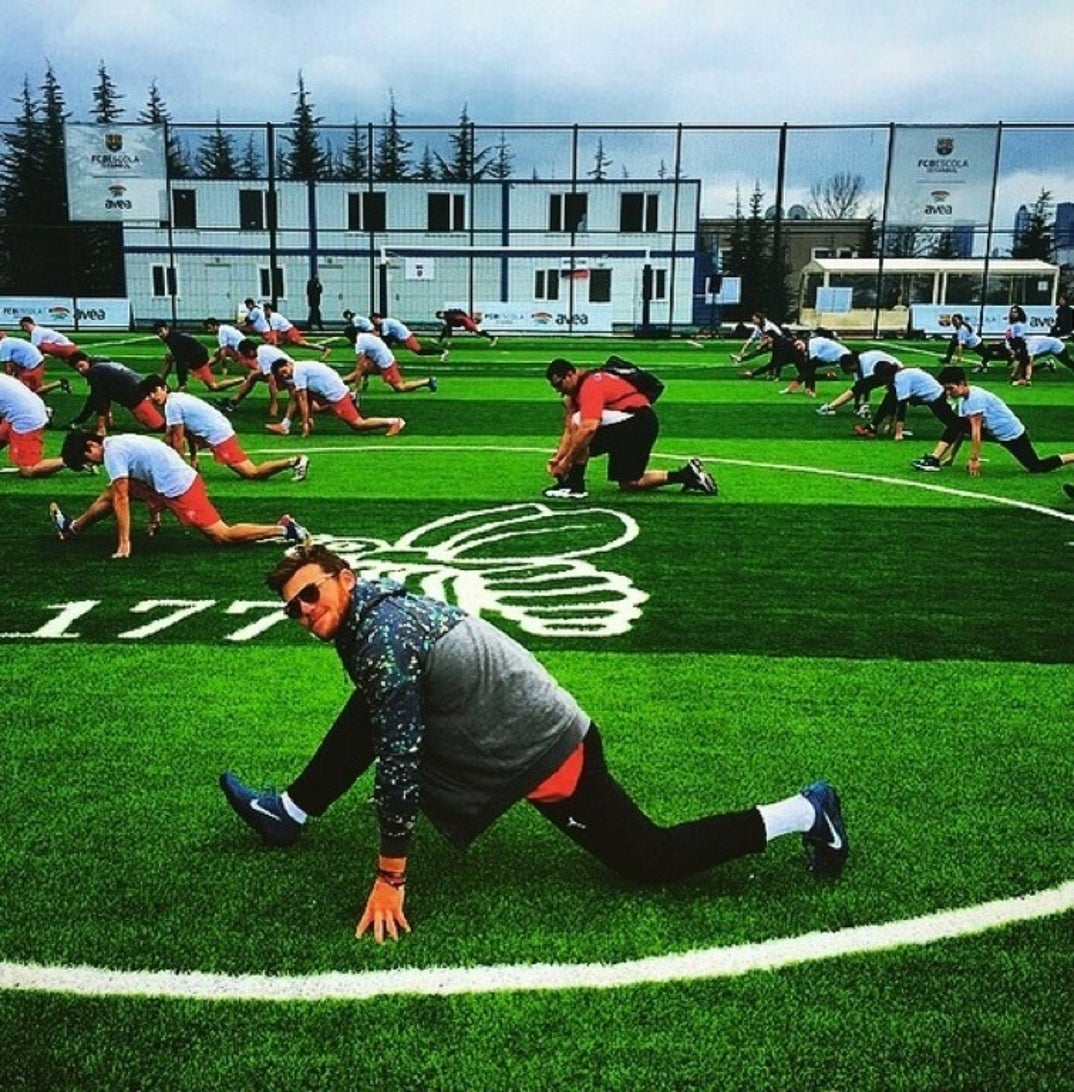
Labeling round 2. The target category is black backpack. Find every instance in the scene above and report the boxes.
[596,355,665,403]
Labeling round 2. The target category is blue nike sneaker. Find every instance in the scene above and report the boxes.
[801,780,848,877]
[219,771,303,847]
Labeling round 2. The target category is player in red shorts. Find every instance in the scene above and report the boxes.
[435,308,497,347]
[262,303,332,359]
[266,359,405,438]
[0,332,71,396]
[0,373,67,478]
[350,332,437,394]
[145,377,309,481]
[371,314,445,359]
[18,316,81,360]
[66,352,165,434]
[50,430,311,559]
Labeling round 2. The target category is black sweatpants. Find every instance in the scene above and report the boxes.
[531,725,766,883]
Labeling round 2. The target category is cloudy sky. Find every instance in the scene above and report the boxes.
[4,0,1073,128]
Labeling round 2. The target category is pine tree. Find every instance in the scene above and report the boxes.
[338,121,369,182]
[139,80,190,178]
[587,138,612,180]
[415,144,438,181]
[435,105,492,181]
[197,116,239,179]
[280,72,329,180]
[486,132,514,180]
[238,134,263,179]
[373,91,412,181]
[90,60,124,124]
[1012,189,1054,259]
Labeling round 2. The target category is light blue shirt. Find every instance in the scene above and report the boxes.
[956,386,1024,442]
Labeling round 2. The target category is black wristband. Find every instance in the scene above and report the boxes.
[376,867,406,888]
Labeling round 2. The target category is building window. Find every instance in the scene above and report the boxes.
[548,193,588,232]
[620,193,659,232]
[347,191,386,231]
[428,192,466,231]
[534,269,560,301]
[240,190,266,230]
[589,268,612,303]
[151,265,177,297]
[172,189,196,229]
[811,246,856,260]
[258,266,284,299]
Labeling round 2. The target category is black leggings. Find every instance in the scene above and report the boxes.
[531,725,766,883]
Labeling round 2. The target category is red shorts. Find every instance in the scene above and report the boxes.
[402,335,423,353]
[328,395,361,425]
[130,398,166,431]
[261,331,278,345]
[13,365,45,392]
[39,341,79,360]
[0,421,45,468]
[210,434,247,465]
[128,476,221,530]
[526,741,584,803]
[379,363,403,387]
[189,362,216,386]
[281,327,304,344]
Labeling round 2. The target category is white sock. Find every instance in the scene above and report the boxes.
[757,793,815,842]
[280,792,307,824]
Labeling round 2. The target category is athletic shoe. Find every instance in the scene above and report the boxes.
[265,421,291,435]
[682,457,717,495]
[1063,483,1074,501]
[816,404,836,416]
[489,336,498,347]
[912,454,942,472]
[854,404,873,420]
[278,514,310,545]
[778,386,798,395]
[801,780,848,878]
[219,772,302,847]
[58,377,71,395]
[218,398,237,415]
[45,405,54,423]
[901,429,914,438]
[440,350,449,363]
[853,424,877,438]
[542,485,589,500]
[386,417,407,437]
[428,376,438,392]
[971,364,988,374]
[48,501,74,540]
[291,454,309,482]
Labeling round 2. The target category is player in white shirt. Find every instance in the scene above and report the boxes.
[1010,334,1074,386]
[912,365,1074,477]
[220,340,293,417]
[266,359,405,438]
[262,303,331,359]
[733,312,783,366]
[0,372,66,477]
[1002,305,1031,379]
[780,334,851,398]
[371,313,445,359]
[18,316,81,360]
[50,430,311,559]
[146,378,309,482]
[205,318,249,374]
[940,314,1003,372]
[858,362,960,441]
[0,332,71,396]
[350,332,437,394]
[242,299,272,338]
[816,349,901,418]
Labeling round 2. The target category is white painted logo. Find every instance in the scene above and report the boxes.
[316,503,647,638]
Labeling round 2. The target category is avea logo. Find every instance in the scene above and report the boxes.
[315,503,648,638]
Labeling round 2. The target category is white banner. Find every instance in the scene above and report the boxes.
[0,297,131,330]
[463,302,615,334]
[64,124,166,222]
[887,126,999,227]
[911,304,1054,336]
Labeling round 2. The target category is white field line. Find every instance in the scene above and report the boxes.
[2,882,1071,1002]
[246,442,1074,526]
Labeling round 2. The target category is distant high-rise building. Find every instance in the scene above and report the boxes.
[1014,204,1031,242]
[1054,202,1074,248]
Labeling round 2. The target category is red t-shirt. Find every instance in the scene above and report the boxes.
[573,371,649,419]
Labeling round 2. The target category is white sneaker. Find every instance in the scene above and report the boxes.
[816,405,836,416]
[291,454,309,482]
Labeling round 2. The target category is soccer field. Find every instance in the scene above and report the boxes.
[1,331,1073,1090]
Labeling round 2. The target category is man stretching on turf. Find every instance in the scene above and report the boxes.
[220,543,849,942]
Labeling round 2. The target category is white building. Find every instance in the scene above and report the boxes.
[122,177,701,333]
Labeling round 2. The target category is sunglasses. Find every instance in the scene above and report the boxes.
[283,573,334,619]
